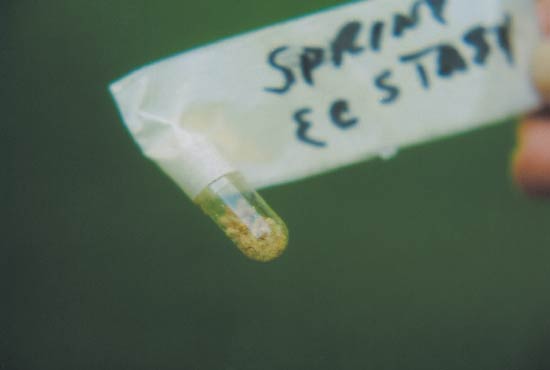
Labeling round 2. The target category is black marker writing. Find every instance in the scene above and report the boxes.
[301,47,325,86]
[332,21,365,67]
[294,108,327,147]
[375,70,400,104]
[400,44,468,88]
[261,0,517,148]
[495,15,514,64]
[464,26,491,65]
[330,100,359,129]
[264,46,295,94]
[393,0,447,37]
[370,21,385,52]
[400,14,513,89]
[264,0,450,94]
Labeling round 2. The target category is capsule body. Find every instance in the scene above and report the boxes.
[194,173,288,262]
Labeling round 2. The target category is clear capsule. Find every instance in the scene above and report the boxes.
[194,172,288,262]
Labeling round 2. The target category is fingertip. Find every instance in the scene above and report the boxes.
[513,112,550,198]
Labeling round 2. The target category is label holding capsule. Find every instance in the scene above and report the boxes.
[110,0,541,261]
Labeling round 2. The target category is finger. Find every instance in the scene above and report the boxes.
[514,108,550,197]
[512,0,550,198]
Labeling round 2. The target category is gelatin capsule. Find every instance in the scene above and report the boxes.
[194,172,288,262]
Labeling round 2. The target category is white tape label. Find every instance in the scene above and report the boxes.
[111,0,540,197]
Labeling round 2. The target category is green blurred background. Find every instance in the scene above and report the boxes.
[3,1,550,369]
